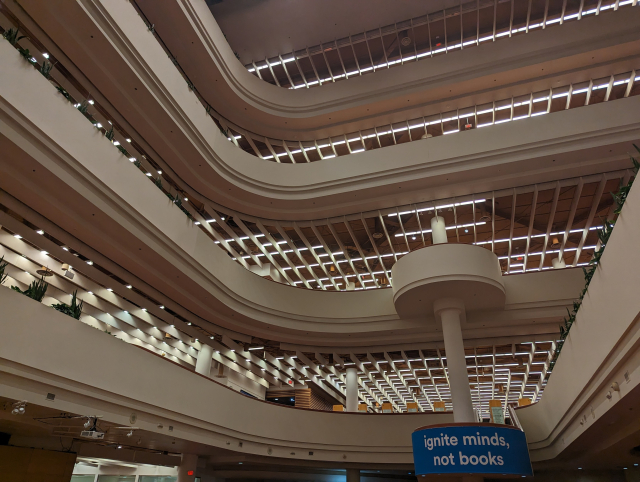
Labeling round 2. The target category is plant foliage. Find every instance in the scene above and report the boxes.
[56,85,72,101]
[76,100,89,114]
[548,149,639,373]
[0,255,8,285]
[2,27,26,46]
[51,290,84,319]
[2,27,32,61]
[11,276,49,302]
[40,59,53,79]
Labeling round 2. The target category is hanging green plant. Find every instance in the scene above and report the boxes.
[549,147,639,376]
[76,100,89,114]
[11,276,49,302]
[51,290,84,320]
[55,85,72,101]
[19,47,32,61]
[105,125,115,141]
[2,27,26,46]
[40,59,53,79]
[0,255,8,285]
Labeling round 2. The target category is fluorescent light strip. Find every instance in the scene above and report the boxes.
[389,199,486,217]
[497,246,596,260]
[473,226,603,246]
[395,221,486,237]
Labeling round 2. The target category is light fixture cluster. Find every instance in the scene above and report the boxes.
[11,401,27,415]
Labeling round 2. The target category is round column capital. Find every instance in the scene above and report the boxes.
[391,244,505,319]
[433,298,465,316]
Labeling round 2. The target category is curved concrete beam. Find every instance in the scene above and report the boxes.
[0,42,585,345]
[9,0,640,220]
[131,0,640,139]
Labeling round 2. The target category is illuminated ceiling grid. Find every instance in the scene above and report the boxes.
[244,0,635,90]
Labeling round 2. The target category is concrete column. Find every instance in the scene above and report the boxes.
[195,344,214,377]
[346,367,358,412]
[431,216,448,244]
[177,453,198,482]
[434,298,475,423]
[346,468,360,482]
[552,257,566,269]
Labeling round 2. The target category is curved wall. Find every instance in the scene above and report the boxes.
[0,37,584,345]
[7,0,640,220]
[516,172,640,462]
[392,244,505,318]
[131,0,640,139]
[0,288,452,465]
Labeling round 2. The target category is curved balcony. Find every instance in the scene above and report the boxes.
[0,37,594,348]
[2,2,639,223]
[232,0,638,92]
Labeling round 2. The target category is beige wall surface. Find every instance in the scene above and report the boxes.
[8,0,640,220]
[0,287,452,464]
[0,37,585,346]
[517,171,640,460]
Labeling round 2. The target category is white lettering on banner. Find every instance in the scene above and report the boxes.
[433,454,456,465]
[459,452,504,466]
[425,432,509,450]
[413,426,532,476]
[423,433,459,449]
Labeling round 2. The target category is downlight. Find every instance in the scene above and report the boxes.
[11,401,27,415]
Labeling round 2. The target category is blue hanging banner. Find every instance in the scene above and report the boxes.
[412,424,533,477]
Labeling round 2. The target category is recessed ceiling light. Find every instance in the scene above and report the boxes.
[36,230,44,235]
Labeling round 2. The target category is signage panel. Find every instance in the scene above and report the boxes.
[412,424,533,476]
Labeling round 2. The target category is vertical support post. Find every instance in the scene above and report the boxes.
[177,454,198,482]
[195,344,214,377]
[346,367,358,412]
[435,299,475,423]
[347,468,361,482]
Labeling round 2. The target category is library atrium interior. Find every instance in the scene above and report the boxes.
[0,0,639,481]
